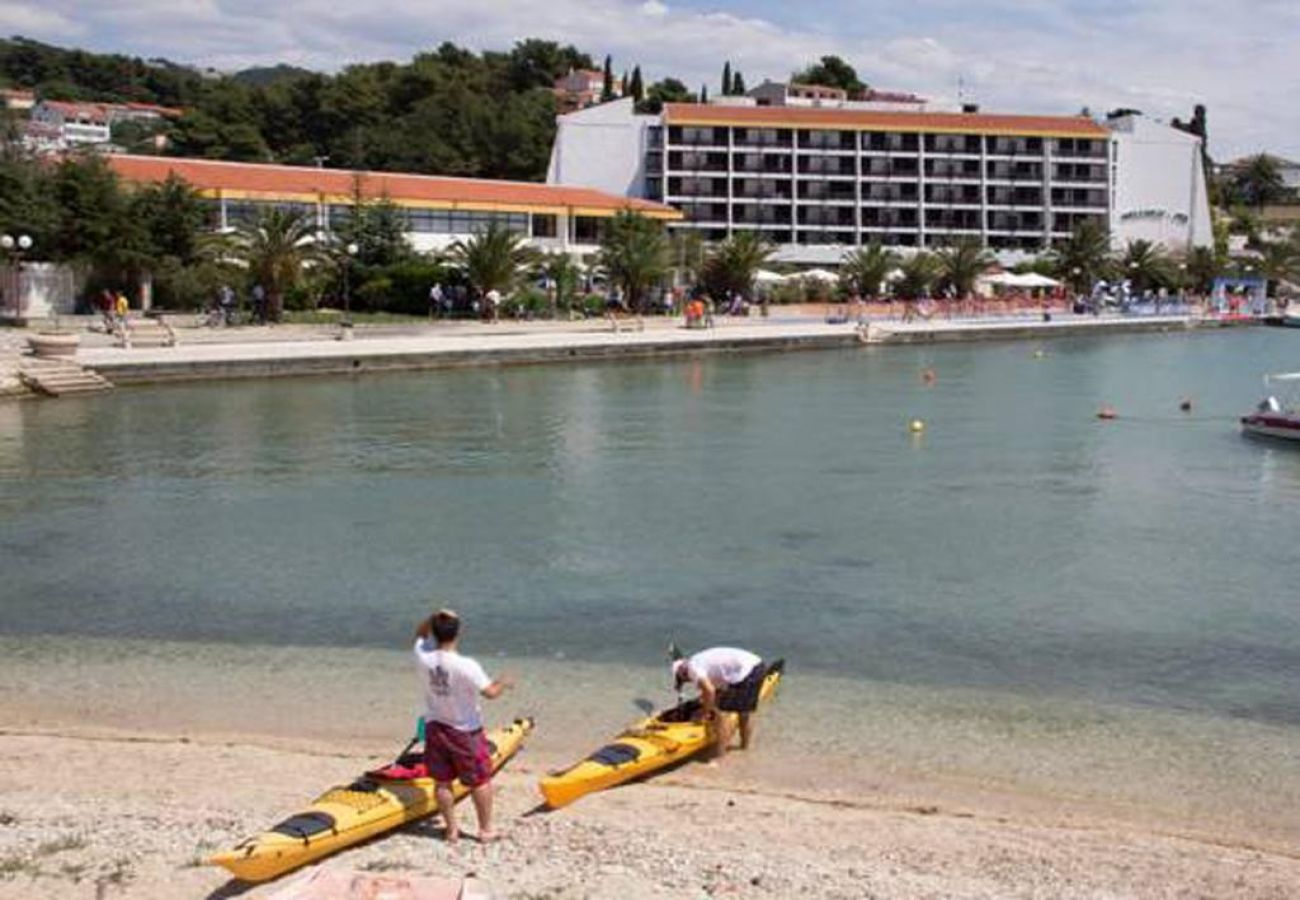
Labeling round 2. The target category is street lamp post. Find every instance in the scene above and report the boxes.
[342,242,359,326]
[1,233,33,322]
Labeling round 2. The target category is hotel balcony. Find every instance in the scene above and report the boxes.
[861,133,921,153]
[733,154,793,175]
[862,158,921,178]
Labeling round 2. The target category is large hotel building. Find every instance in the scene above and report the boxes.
[548,90,1211,263]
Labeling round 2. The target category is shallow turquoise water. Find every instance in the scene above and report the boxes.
[2,329,1300,731]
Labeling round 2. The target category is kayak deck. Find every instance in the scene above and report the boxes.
[539,660,783,809]
[210,717,534,883]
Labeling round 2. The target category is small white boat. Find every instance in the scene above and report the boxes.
[1284,310,1300,328]
[1241,373,1300,441]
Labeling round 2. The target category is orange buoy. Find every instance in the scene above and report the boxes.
[1097,405,1117,420]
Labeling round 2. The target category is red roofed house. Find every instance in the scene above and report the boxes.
[553,68,623,113]
[26,100,183,152]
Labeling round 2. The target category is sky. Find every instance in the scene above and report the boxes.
[3,0,1298,160]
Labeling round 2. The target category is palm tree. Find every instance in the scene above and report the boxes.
[226,207,324,322]
[1049,219,1112,294]
[536,251,582,318]
[933,238,995,298]
[669,229,706,289]
[894,252,941,301]
[598,209,670,313]
[447,224,535,307]
[1232,154,1286,211]
[700,230,773,300]
[839,242,897,298]
[1182,245,1218,295]
[1120,239,1174,294]
[1256,233,1300,296]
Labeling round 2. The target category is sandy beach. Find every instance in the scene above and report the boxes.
[2,725,1299,900]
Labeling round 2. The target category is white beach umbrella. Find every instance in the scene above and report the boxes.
[753,269,788,285]
[800,268,840,282]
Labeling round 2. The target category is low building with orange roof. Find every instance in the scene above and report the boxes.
[106,154,680,254]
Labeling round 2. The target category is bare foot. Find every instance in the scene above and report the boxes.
[444,827,460,845]
[476,830,505,844]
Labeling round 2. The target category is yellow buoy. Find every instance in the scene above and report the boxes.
[909,419,926,433]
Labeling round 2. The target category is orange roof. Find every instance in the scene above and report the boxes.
[663,103,1108,138]
[105,155,680,219]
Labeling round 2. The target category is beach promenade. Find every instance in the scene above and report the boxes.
[2,309,1223,393]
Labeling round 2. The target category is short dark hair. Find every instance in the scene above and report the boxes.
[430,609,460,643]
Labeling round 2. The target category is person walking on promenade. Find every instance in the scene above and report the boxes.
[672,646,767,758]
[114,290,129,328]
[429,283,444,320]
[414,609,513,844]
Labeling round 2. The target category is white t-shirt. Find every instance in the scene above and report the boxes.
[414,640,492,732]
[686,647,761,688]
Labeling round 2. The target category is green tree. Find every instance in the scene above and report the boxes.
[599,209,670,313]
[506,39,592,90]
[536,251,581,317]
[1256,234,1300,296]
[0,147,60,250]
[700,84,708,104]
[629,66,644,103]
[840,242,898,298]
[669,229,706,288]
[894,252,941,300]
[732,71,746,95]
[601,55,614,102]
[447,223,534,299]
[1182,245,1218,294]
[1049,218,1112,293]
[1120,239,1174,293]
[721,61,732,96]
[793,55,865,94]
[934,238,994,298]
[1231,154,1286,210]
[641,78,692,114]
[225,207,325,322]
[700,230,773,299]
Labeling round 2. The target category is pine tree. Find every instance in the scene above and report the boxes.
[732,71,746,95]
[722,61,732,96]
[620,70,628,97]
[700,84,709,104]
[629,65,644,103]
[601,55,614,102]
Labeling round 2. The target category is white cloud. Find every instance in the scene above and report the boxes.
[0,0,1294,159]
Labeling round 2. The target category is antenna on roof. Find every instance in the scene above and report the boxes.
[956,75,966,105]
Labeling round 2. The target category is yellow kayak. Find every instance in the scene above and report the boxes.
[539,660,782,809]
[210,717,534,883]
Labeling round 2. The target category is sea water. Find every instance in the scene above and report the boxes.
[2,329,1299,840]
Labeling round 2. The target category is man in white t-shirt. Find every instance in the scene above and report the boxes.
[672,646,766,758]
[414,609,513,843]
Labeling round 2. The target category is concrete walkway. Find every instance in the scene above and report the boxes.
[3,310,1236,392]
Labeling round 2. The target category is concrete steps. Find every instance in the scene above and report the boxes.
[18,359,114,397]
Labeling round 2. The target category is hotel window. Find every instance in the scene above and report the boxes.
[531,214,557,238]
[573,216,602,243]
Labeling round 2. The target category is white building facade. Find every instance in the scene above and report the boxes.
[548,100,1211,263]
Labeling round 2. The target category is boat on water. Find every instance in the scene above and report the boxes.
[1241,373,1300,441]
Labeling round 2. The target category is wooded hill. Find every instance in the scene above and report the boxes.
[0,36,610,180]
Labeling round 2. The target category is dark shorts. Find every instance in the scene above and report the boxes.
[423,721,493,788]
[717,662,766,713]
